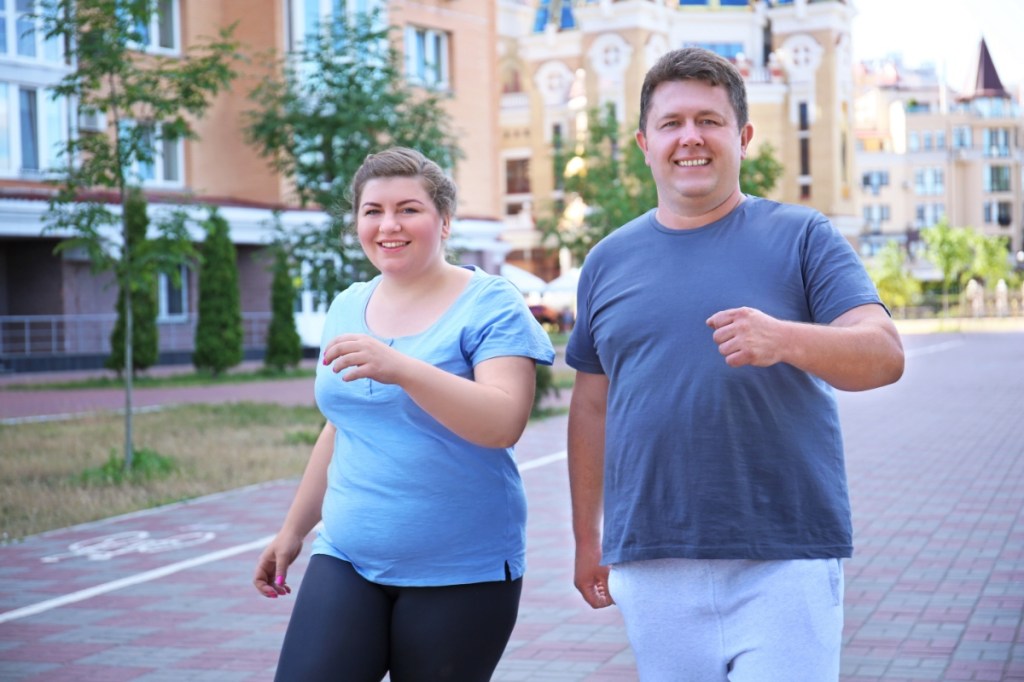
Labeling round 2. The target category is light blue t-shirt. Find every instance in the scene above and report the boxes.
[567,197,885,563]
[311,266,555,586]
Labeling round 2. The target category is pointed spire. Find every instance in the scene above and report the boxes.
[963,37,1009,100]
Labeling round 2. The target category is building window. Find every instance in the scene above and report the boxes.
[505,158,530,195]
[121,121,183,186]
[128,0,179,53]
[984,165,1011,193]
[915,203,945,228]
[952,126,972,149]
[863,204,890,233]
[686,42,745,60]
[935,130,946,149]
[983,128,1010,158]
[0,0,61,61]
[862,170,889,195]
[984,201,1012,227]
[291,0,379,50]
[0,83,67,176]
[158,265,189,320]
[404,26,450,90]
[908,132,919,152]
[914,167,944,196]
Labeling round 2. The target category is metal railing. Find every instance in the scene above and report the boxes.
[0,313,272,357]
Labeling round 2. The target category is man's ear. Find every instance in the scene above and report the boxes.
[740,122,754,159]
[635,129,651,166]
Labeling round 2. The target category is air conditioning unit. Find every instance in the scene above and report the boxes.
[78,108,107,133]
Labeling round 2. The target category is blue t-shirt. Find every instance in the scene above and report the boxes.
[311,266,555,586]
[566,197,884,563]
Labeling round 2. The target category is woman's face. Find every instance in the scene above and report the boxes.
[356,176,449,279]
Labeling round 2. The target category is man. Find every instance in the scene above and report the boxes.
[566,47,905,681]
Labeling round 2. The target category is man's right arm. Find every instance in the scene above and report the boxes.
[568,370,613,608]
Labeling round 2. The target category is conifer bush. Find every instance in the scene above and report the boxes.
[193,209,243,375]
[265,248,303,372]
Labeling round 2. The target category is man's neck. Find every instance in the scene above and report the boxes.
[656,189,745,230]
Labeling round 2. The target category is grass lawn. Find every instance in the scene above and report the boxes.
[0,402,323,543]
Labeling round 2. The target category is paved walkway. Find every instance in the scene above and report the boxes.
[1,331,1023,681]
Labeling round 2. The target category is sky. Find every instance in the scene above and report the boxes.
[850,0,1024,92]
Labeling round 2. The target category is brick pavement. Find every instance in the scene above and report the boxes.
[1,331,1023,681]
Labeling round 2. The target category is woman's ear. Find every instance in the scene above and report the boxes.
[441,218,452,240]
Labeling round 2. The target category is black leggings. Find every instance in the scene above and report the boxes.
[274,555,522,682]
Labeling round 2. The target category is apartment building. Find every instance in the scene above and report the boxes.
[854,38,1024,265]
[0,0,506,371]
[496,0,859,278]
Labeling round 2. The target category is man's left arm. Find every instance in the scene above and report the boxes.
[706,303,905,391]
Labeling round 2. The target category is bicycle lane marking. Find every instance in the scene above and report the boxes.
[0,450,568,624]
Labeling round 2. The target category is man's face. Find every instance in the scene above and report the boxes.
[636,79,753,220]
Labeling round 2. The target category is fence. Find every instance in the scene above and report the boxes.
[0,313,273,358]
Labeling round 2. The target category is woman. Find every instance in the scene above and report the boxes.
[253,147,555,681]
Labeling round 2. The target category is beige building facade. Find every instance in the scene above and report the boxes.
[854,41,1024,265]
[0,0,509,368]
[496,0,859,276]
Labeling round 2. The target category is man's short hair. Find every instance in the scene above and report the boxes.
[638,47,749,133]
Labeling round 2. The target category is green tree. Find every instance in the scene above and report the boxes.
[265,247,303,373]
[968,232,1013,289]
[193,208,243,376]
[868,241,921,316]
[40,0,239,470]
[105,187,158,374]
[244,8,460,299]
[920,220,974,318]
[739,142,784,197]
[544,104,783,262]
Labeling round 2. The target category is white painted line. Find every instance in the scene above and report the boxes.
[0,534,274,624]
[519,450,567,471]
[0,450,569,624]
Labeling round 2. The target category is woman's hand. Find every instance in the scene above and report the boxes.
[253,532,303,599]
[323,333,409,384]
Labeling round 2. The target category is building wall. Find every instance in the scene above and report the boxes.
[500,0,858,259]
[186,0,292,208]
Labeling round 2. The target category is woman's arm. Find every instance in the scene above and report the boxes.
[323,335,538,448]
[252,421,335,598]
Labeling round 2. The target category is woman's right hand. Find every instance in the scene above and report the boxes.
[253,532,303,599]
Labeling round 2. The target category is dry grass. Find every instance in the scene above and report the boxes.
[0,402,323,542]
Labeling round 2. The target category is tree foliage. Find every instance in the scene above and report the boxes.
[265,247,303,372]
[106,187,158,374]
[868,241,921,315]
[739,142,784,197]
[543,104,783,263]
[244,8,461,299]
[921,220,976,318]
[40,0,239,468]
[193,209,243,376]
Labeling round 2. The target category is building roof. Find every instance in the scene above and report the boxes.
[961,37,1010,101]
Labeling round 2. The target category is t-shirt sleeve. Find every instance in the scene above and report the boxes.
[802,218,887,323]
[564,262,605,375]
[462,277,556,366]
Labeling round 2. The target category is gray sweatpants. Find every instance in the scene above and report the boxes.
[608,557,844,682]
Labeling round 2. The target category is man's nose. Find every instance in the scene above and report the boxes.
[677,121,703,146]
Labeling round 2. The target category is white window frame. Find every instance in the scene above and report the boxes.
[0,81,68,178]
[287,0,382,51]
[1,0,63,63]
[158,264,190,322]
[127,0,181,55]
[121,119,184,188]
[404,25,450,90]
